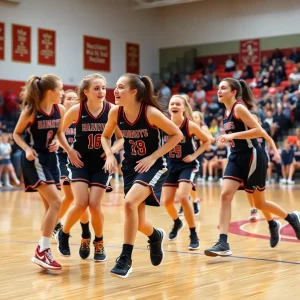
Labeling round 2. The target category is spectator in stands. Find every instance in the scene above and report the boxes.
[281,94,294,119]
[289,67,300,82]
[0,91,3,118]
[181,75,194,92]
[192,83,206,108]
[280,138,294,184]
[273,106,290,139]
[275,65,286,84]
[158,79,171,111]
[241,64,254,79]
[284,79,298,93]
[249,71,263,88]
[209,118,220,138]
[232,65,243,80]
[225,55,235,72]
[261,55,270,70]
[207,58,217,73]
[293,91,300,124]
[194,73,208,90]
[287,140,300,184]
[211,71,220,88]
[289,48,300,63]
[272,48,284,61]
[179,82,190,94]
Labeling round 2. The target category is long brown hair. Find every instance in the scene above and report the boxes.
[123,73,162,112]
[222,78,255,109]
[77,73,106,102]
[20,74,61,117]
[170,94,195,122]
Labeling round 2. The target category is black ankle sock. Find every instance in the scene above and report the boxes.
[268,220,277,228]
[285,213,295,224]
[122,244,133,259]
[219,234,228,243]
[189,227,196,234]
[61,230,69,237]
[94,236,103,243]
[80,222,91,239]
[148,228,160,242]
[174,217,181,226]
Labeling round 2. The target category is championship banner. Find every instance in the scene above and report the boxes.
[126,43,139,74]
[239,39,260,65]
[83,35,110,72]
[12,24,31,63]
[38,28,56,66]
[0,22,4,60]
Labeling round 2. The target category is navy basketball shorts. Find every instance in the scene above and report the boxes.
[163,163,199,191]
[21,151,61,192]
[67,154,110,189]
[223,147,268,193]
[281,150,294,166]
[57,152,70,186]
[0,158,12,166]
[122,163,168,207]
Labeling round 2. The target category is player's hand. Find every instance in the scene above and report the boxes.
[103,153,117,173]
[217,134,233,144]
[273,153,281,164]
[48,139,59,152]
[68,149,84,168]
[135,155,156,173]
[101,152,106,160]
[25,147,38,161]
[182,154,195,163]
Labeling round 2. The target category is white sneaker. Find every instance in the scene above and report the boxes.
[5,183,14,188]
[280,178,287,184]
[208,176,213,182]
[287,180,295,185]
[15,179,21,185]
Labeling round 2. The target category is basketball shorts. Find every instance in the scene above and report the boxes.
[21,151,61,192]
[223,147,268,193]
[122,163,168,207]
[57,152,70,185]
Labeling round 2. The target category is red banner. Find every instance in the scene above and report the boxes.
[0,22,4,60]
[83,35,110,72]
[126,43,140,74]
[239,39,260,65]
[38,28,56,66]
[12,24,31,63]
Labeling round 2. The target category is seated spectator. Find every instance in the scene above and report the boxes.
[207,58,217,73]
[293,91,300,124]
[233,65,243,80]
[280,138,294,184]
[249,71,263,88]
[289,48,300,63]
[202,145,216,181]
[275,65,286,85]
[284,79,298,93]
[194,73,208,90]
[158,80,171,112]
[241,64,254,79]
[261,55,270,70]
[192,84,206,108]
[273,106,291,139]
[181,75,194,92]
[210,141,228,181]
[272,48,284,61]
[211,71,220,88]
[209,118,220,138]
[179,82,190,94]
[267,147,282,183]
[225,55,235,72]
[281,94,294,119]
[289,67,300,82]
[287,140,300,184]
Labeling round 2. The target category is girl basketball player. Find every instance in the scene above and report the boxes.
[161,95,210,250]
[101,74,182,278]
[53,90,90,240]
[13,74,76,270]
[57,74,123,261]
[204,78,300,257]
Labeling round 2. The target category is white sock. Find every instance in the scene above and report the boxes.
[39,236,51,252]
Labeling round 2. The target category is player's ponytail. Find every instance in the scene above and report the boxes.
[124,73,162,112]
[21,74,61,117]
[222,78,255,110]
[77,73,106,102]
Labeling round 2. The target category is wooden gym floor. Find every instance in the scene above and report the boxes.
[0,181,300,300]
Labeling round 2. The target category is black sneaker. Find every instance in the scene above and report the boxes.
[204,240,232,257]
[193,200,200,216]
[178,206,184,216]
[289,211,300,240]
[269,220,281,248]
[189,232,200,250]
[93,240,106,262]
[169,219,184,240]
[79,238,91,259]
[56,229,71,256]
[110,255,132,278]
[147,229,165,266]
[52,222,63,239]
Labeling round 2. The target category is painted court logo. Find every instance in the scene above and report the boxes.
[229,219,300,243]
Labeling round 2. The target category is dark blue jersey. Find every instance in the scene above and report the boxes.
[294,146,300,162]
[223,101,258,153]
[214,146,228,159]
[57,123,76,154]
[73,101,110,156]
[117,103,165,167]
[24,104,61,152]
[167,118,197,166]
[203,149,215,161]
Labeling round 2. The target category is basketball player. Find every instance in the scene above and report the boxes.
[204,78,300,257]
[101,73,182,278]
[161,95,210,250]
[13,74,77,270]
[56,74,124,262]
[53,90,90,239]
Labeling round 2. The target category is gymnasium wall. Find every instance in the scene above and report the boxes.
[0,0,160,96]
[158,0,300,69]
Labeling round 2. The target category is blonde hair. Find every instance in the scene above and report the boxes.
[169,94,195,122]
[192,111,204,124]
[77,73,106,102]
[21,74,61,117]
